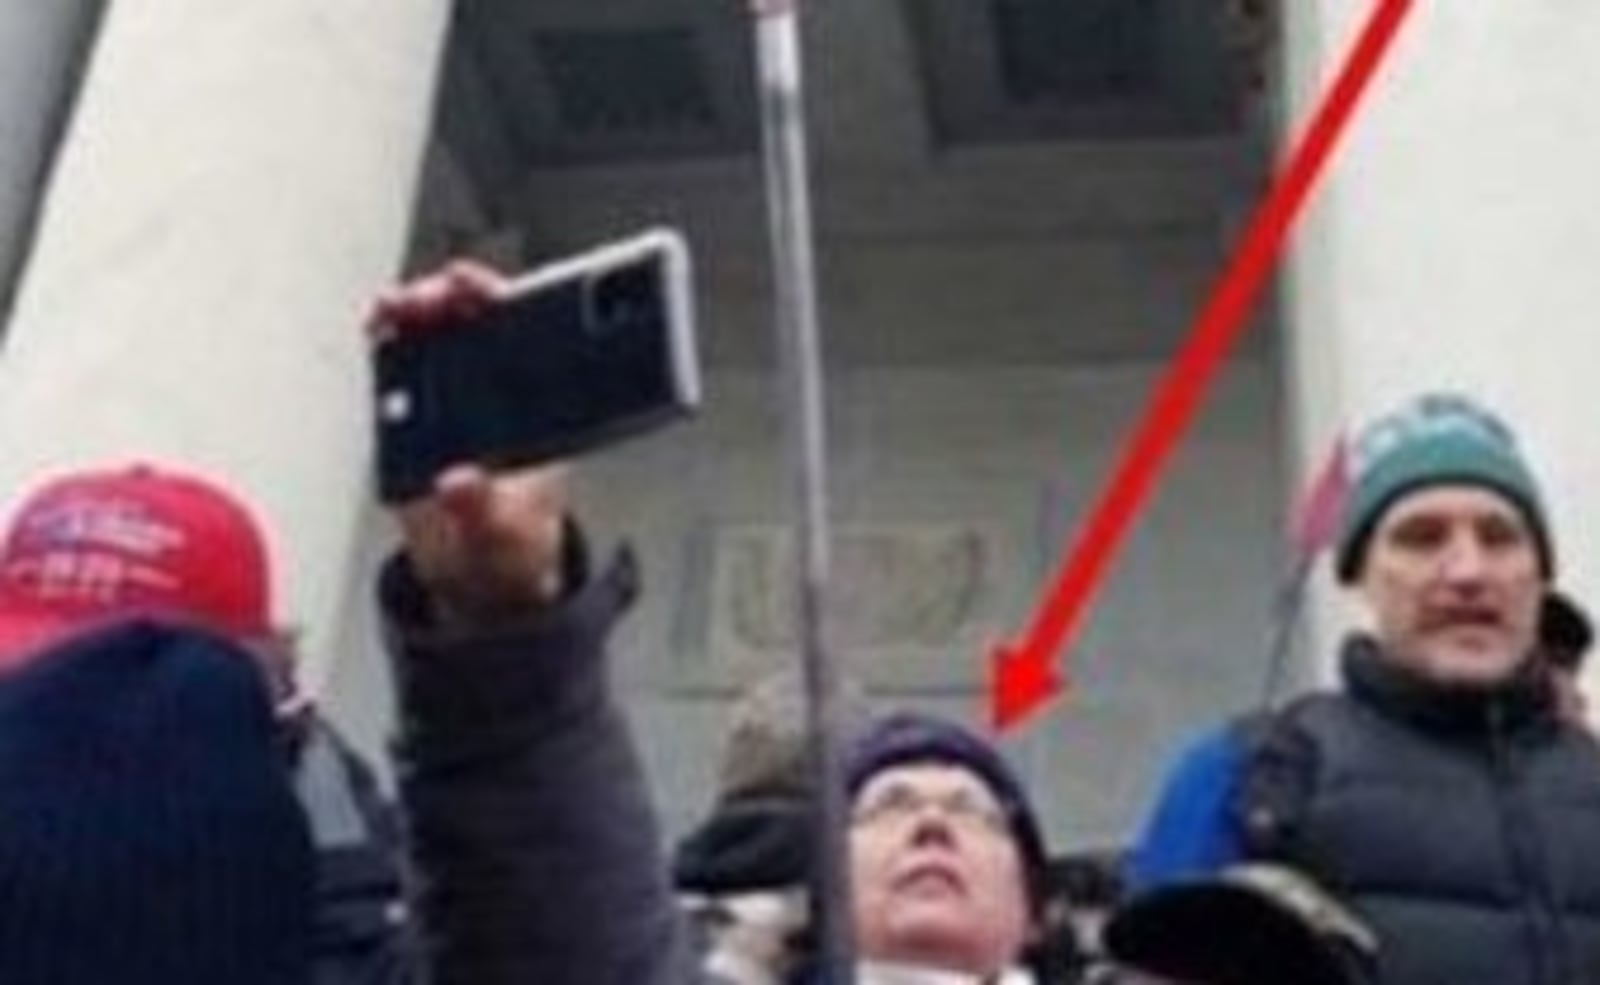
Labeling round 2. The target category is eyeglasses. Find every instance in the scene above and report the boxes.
[851,782,1010,835]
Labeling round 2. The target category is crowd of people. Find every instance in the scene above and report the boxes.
[0,259,1595,984]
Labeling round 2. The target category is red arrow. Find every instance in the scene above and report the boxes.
[990,0,1416,732]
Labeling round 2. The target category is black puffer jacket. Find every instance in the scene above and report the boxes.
[1242,636,1600,985]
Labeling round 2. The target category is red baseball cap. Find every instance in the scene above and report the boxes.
[0,464,272,671]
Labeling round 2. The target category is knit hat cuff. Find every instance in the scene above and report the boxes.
[1334,397,1553,583]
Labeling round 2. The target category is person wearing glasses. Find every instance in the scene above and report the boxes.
[842,712,1053,983]
[371,261,1058,985]
[672,677,1058,984]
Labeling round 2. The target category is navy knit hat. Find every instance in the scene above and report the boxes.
[0,618,314,985]
[1336,393,1553,584]
[844,712,1049,909]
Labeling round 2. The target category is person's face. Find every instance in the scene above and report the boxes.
[1357,486,1542,687]
[849,762,1033,976]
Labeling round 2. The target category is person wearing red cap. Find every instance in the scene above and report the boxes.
[0,464,282,677]
[0,464,418,985]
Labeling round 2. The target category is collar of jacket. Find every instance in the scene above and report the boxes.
[1339,632,1554,736]
[855,962,1033,985]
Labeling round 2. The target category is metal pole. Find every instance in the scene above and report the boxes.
[747,0,855,980]
[1260,439,1348,705]
[0,0,109,338]
[1259,553,1313,706]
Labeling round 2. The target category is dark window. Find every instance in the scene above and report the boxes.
[989,0,1161,104]
[535,29,716,135]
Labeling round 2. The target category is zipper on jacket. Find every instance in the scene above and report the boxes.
[1488,699,1567,985]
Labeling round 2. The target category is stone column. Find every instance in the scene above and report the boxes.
[0,0,106,326]
[0,0,456,688]
[1281,2,1600,700]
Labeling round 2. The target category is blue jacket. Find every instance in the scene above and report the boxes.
[1123,723,1247,893]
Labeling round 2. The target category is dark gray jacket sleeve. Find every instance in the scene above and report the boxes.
[381,537,694,985]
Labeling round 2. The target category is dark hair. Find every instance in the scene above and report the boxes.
[1541,592,1593,670]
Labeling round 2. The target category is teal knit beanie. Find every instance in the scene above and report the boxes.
[1335,393,1553,584]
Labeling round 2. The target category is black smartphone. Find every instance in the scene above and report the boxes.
[375,228,702,502]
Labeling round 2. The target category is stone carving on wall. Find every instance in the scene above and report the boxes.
[725,526,984,649]
[678,520,1012,692]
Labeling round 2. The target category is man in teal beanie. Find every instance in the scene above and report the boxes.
[1334,392,1554,584]
[1128,392,1600,985]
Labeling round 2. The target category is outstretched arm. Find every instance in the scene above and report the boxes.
[372,263,693,985]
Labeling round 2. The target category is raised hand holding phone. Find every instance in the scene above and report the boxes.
[372,228,702,504]
[365,261,569,623]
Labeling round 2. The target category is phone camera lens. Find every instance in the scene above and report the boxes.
[585,266,655,339]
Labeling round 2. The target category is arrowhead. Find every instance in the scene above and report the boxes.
[988,639,1064,733]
